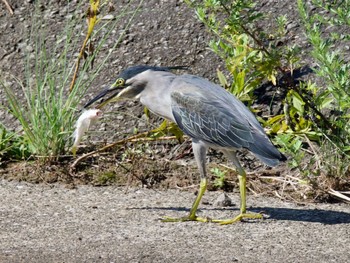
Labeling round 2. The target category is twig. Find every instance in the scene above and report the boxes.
[128,136,178,143]
[174,183,198,190]
[328,188,350,203]
[247,186,259,196]
[70,132,147,169]
[69,1,100,92]
[304,134,321,169]
[70,132,177,169]
[2,0,13,15]
[274,190,285,200]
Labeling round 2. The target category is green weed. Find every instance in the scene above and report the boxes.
[1,0,143,161]
[0,124,29,162]
[211,167,227,189]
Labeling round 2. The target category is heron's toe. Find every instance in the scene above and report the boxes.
[161,215,210,223]
[212,212,264,225]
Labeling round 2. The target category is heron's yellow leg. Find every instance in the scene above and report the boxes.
[162,178,209,222]
[212,167,263,225]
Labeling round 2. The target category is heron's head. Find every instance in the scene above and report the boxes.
[84,65,188,109]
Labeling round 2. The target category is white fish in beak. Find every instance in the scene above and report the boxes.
[72,109,102,156]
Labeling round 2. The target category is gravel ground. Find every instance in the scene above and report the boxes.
[1,179,349,263]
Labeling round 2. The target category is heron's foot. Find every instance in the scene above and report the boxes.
[162,215,209,223]
[212,212,263,225]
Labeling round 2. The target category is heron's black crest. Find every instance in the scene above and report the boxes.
[118,65,188,81]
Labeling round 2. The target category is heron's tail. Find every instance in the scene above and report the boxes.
[254,151,287,167]
[248,140,287,167]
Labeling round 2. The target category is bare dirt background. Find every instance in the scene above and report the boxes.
[1,0,350,262]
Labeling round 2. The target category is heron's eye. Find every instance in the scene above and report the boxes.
[114,78,125,87]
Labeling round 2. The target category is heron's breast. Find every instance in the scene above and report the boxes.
[140,94,175,122]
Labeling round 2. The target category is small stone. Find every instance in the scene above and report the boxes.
[286,22,298,31]
[25,45,34,53]
[213,193,233,207]
[101,14,115,20]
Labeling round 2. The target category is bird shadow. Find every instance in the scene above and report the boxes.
[127,205,350,225]
[253,206,350,224]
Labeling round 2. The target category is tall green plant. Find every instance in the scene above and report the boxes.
[1,0,143,161]
[186,0,299,103]
[297,0,350,178]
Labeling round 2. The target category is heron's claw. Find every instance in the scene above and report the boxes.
[212,212,263,225]
[161,215,209,223]
[162,212,263,224]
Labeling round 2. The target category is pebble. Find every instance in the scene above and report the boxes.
[213,192,234,207]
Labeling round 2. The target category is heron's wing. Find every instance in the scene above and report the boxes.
[171,89,254,149]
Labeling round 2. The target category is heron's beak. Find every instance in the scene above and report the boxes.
[83,83,125,109]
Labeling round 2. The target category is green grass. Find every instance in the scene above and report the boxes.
[1,0,143,161]
[0,124,29,162]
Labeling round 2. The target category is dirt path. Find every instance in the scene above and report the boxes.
[1,179,349,263]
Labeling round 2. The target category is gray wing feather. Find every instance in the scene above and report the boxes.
[171,91,252,149]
